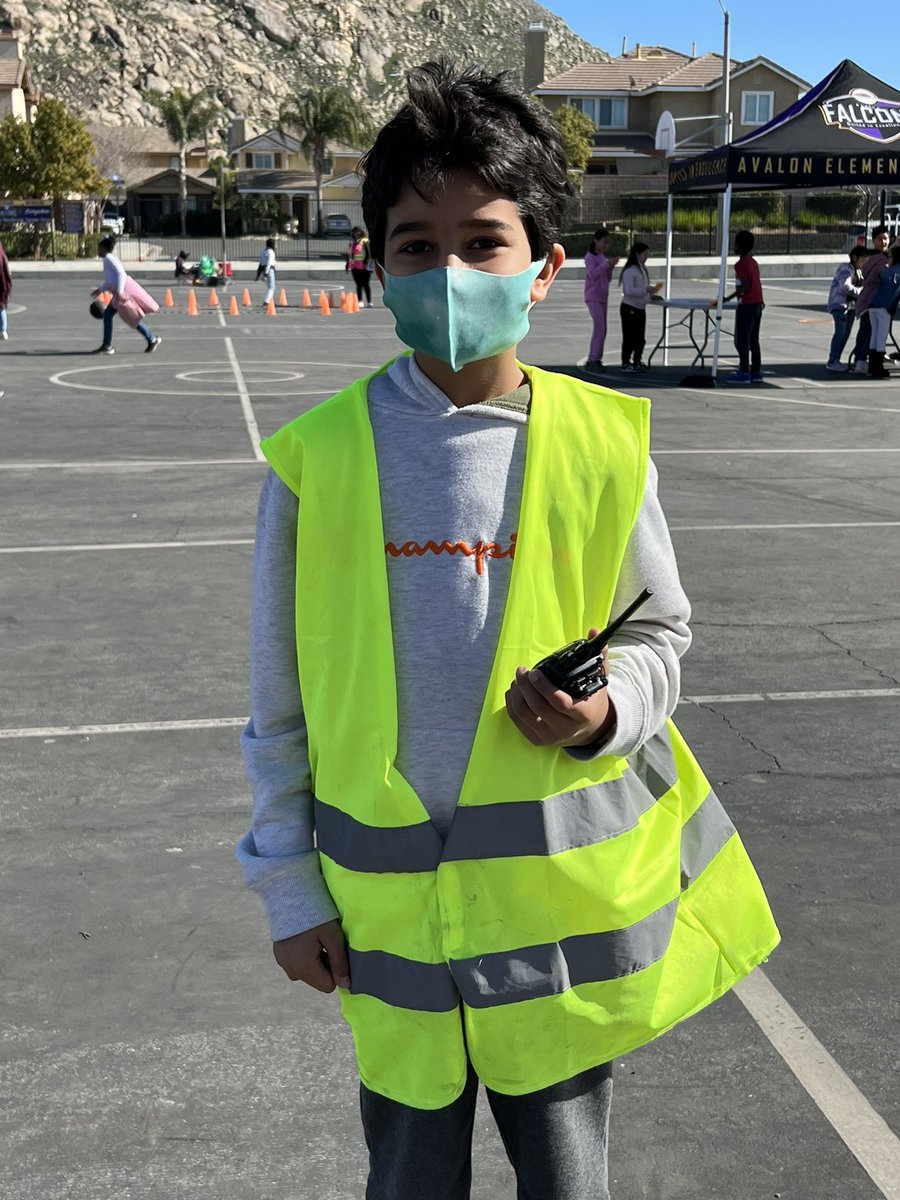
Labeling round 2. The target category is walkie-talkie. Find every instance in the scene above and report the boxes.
[533,588,653,700]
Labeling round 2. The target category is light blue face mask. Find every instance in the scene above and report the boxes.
[381,259,546,372]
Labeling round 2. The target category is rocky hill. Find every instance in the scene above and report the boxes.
[0,0,606,134]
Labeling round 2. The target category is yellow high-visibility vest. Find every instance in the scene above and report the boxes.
[263,358,780,1110]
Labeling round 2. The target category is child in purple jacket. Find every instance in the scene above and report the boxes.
[583,227,618,371]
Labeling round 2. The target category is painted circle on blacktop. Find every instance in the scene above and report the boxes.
[48,360,374,398]
[175,367,305,385]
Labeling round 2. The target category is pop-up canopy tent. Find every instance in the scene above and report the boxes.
[664,59,900,375]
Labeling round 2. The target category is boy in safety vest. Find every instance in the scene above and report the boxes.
[237,58,779,1200]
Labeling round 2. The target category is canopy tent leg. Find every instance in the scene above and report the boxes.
[710,183,733,380]
[664,193,674,366]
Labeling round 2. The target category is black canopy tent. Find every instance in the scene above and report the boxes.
[663,59,900,375]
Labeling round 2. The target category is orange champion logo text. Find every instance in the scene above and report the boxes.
[385,534,517,576]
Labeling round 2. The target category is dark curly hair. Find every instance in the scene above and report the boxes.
[359,58,572,263]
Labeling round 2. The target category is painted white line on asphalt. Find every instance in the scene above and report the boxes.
[0,459,261,470]
[5,689,898,740]
[0,717,247,739]
[223,336,264,461]
[654,447,900,455]
[0,539,254,554]
[755,392,900,414]
[735,970,900,1200]
[685,688,900,703]
[672,520,900,531]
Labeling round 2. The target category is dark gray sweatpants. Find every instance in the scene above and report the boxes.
[361,1060,613,1200]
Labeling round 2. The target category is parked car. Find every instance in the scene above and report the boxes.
[101,210,126,236]
[323,213,352,237]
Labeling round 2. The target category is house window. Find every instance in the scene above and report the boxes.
[571,97,627,129]
[252,152,275,169]
[741,91,773,126]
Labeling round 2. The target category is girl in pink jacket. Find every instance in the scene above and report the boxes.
[583,227,618,371]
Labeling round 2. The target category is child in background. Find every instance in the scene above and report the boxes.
[0,238,11,341]
[721,229,764,384]
[826,246,868,371]
[583,227,618,371]
[619,241,662,371]
[261,238,276,306]
[863,244,900,378]
[851,226,891,373]
[346,226,374,307]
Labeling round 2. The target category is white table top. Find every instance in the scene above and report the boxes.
[663,298,738,310]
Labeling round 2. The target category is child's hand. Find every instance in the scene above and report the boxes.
[273,919,350,993]
[505,632,615,749]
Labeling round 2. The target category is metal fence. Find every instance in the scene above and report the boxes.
[107,232,355,265]
[570,189,887,257]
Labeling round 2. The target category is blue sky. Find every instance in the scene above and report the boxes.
[547,0,883,91]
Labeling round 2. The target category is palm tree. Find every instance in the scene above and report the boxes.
[151,87,219,237]
[278,84,370,234]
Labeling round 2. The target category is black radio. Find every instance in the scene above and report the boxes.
[532,588,653,700]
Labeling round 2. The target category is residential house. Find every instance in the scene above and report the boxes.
[534,42,809,209]
[230,118,364,234]
[0,24,40,123]
[88,124,218,233]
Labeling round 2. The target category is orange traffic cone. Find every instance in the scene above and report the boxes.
[277,287,288,307]
[209,288,219,306]
[318,290,327,309]
[229,296,240,316]
[187,289,198,316]
[321,295,331,317]
[302,288,312,308]
[350,292,360,313]
[242,288,252,306]
[164,288,174,307]
[266,297,277,316]
[339,291,348,312]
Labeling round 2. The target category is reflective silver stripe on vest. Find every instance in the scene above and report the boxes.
[443,768,666,862]
[629,725,678,802]
[680,791,736,890]
[348,947,459,1012]
[344,791,738,1013]
[316,799,443,874]
[451,897,679,1009]
[316,729,679,872]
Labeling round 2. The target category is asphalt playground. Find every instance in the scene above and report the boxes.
[2,269,899,1200]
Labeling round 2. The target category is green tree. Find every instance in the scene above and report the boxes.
[0,101,102,256]
[0,111,36,196]
[553,105,595,174]
[0,100,101,200]
[278,84,371,234]
[150,86,219,237]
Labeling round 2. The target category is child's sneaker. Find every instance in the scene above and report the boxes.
[145,336,162,353]
[826,361,848,372]
[0,331,8,341]
[750,371,764,383]
[853,359,869,374]
[585,360,605,372]
[725,370,752,383]
[619,363,634,372]
[633,361,649,372]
